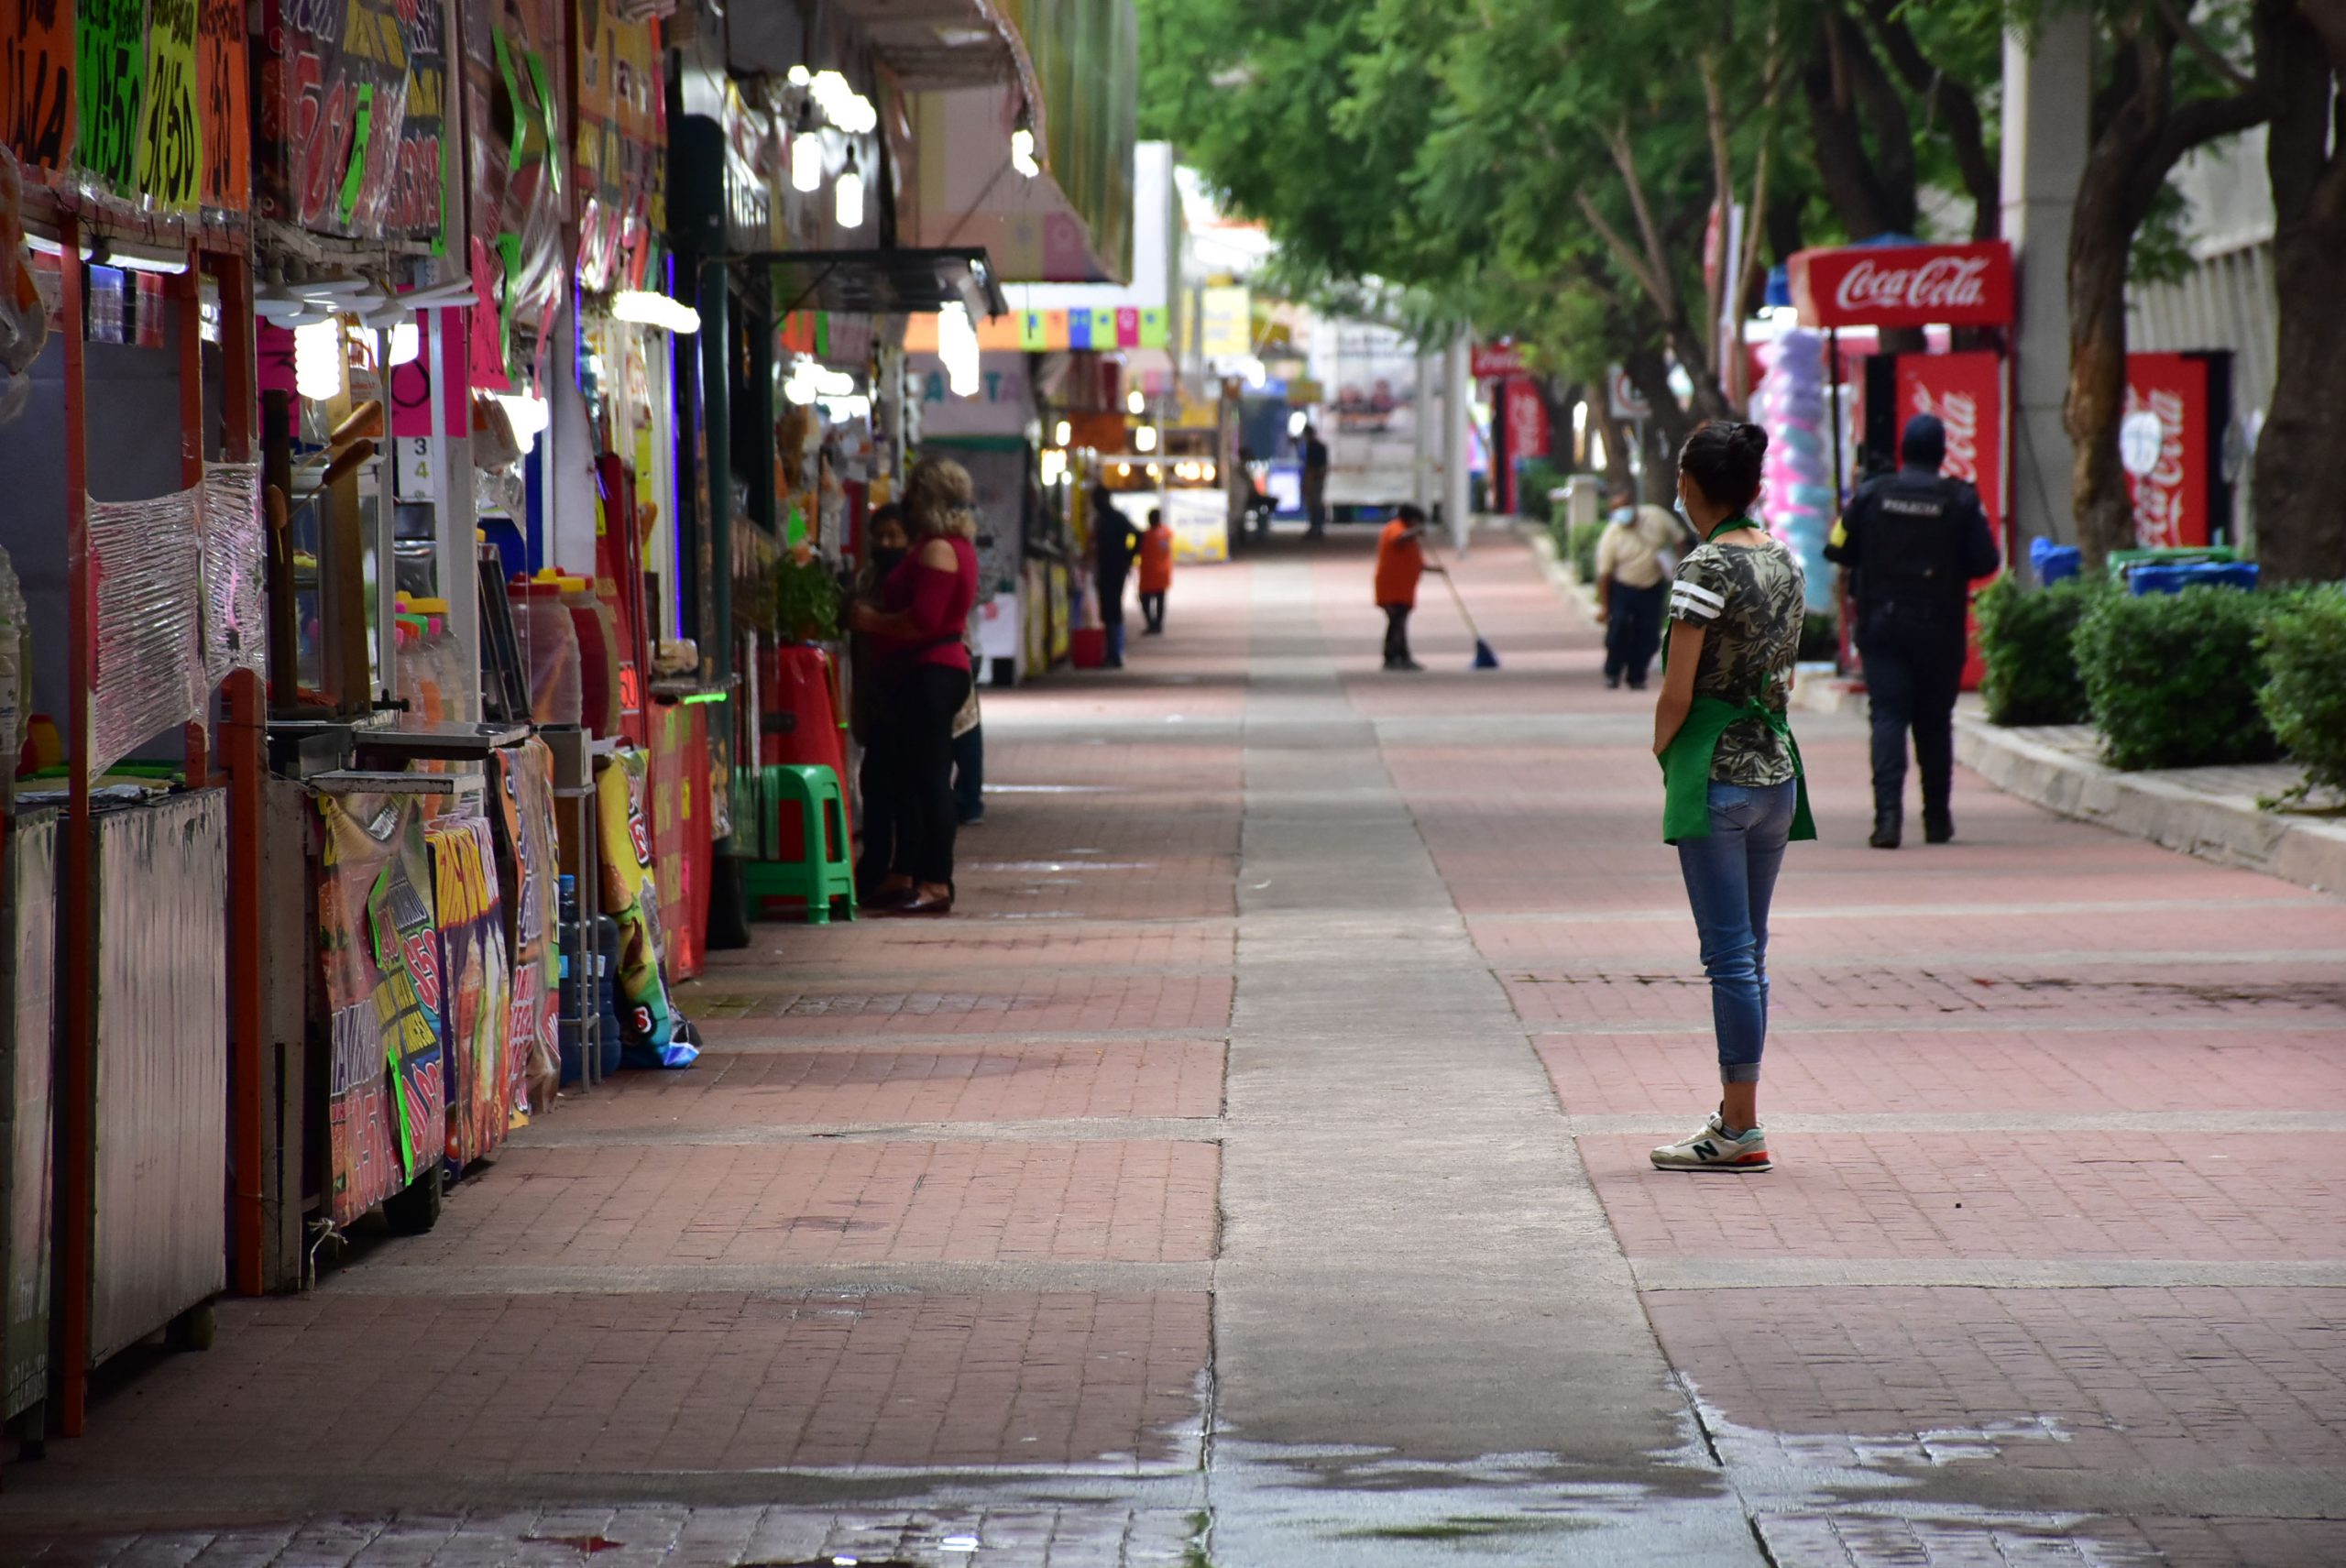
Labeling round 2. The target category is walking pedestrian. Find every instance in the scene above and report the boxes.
[1650,421,1815,1174]
[1092,483,1142,668]
[849,503,911,897]
[1824,412,2001,849]
[1138,508,1173,634]
[1592,484,1680,689]
[1374,502,1442,670]
[1299,422,1331,539]
[849,458,981,916]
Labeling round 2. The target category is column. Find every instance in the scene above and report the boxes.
[2001,10,2091,553]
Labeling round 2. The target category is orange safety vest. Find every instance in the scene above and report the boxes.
[1138,528,1174,592]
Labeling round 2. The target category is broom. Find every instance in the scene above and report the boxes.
[1429,550,1500,669]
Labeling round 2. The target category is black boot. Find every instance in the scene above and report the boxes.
[1924,808,1955,844]
[1869,810,1902,850]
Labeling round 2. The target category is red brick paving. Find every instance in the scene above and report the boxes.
[543,1043,1224,1130]
[29,1291,1208,1481]
[1540,1028,2346,1115]
[385,1141,1219,1267]
[1649,1286,2346,1475]
[1585,1132,2346,1261]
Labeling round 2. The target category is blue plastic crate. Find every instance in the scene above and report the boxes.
[2128,561,2260,597]
[2030,539,2082,586]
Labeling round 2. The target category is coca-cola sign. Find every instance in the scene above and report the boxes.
[2122,352,2213,549]
[1790,241,2014,330]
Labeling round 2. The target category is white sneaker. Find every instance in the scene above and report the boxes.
[1650,1113,1772,1172]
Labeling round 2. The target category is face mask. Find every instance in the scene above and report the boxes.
[871,546,908,575]
[1608,506,1635,525]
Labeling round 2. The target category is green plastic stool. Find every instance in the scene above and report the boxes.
[741,763,858,923]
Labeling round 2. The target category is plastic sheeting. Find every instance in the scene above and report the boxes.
[493,739,562,1111]
[88,487,205,783]
[90,793,227,1368]
[4,810,55,1419]
[87,466,271,780]
[199,465,268,685]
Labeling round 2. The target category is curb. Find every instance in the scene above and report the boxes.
[1952,718,2346,894]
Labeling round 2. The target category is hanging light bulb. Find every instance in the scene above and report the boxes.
[1010,125,1039,179]
[937,303,981,398]
[1054,419,1072,447]
[1126,387,1145,415]
[1135,426,1159,454]
[792,106,823,193]
[836,148,865,229]
[294,318,343,400]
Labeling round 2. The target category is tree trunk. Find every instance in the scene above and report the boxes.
[2250,0,2346,582]
[1624,345,1696,454]
[2064,151,2143,567]
[2062,16,2271,570]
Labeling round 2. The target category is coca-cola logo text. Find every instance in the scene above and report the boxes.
[2125,387,2189,548]
[1836,256,1992,316]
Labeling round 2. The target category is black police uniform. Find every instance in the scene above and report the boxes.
[1825,463,2000,845]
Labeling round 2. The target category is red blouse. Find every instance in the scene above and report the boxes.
[878,535,979,672]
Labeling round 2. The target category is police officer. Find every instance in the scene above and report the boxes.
[1825,413,2001,849]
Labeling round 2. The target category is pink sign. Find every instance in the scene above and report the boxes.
[389,309,471,438]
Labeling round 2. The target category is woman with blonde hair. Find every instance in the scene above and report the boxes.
[850,458,981,915]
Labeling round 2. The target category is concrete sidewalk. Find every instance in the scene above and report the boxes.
[5,525,2343,1567]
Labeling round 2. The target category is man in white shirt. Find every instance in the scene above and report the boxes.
[1592,486,1683,689]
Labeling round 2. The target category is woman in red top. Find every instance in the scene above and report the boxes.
[850,459,981,916]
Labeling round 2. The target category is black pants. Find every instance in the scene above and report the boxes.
[874,663,973,887]
[1097,569,1128,663]
[1140,591,1166,632]
[953,724,984,823]
[1381,603,1414,666]
[855,740,898,896]
[1604,579,1665,687]
[1859,624,1964,822]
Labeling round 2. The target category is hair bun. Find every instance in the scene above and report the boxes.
[1732,422,1770,456]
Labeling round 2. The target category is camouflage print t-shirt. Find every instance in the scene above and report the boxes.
[1667,538,1807,785]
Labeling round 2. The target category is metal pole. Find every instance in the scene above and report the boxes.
[58,214,92,1435]
[1443,330,1471,554]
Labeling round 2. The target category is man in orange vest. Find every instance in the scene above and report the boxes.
[1374,503,1442,670]
[1138,509,1174,634]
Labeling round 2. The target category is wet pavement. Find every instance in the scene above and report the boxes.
[5,526,2345,1565]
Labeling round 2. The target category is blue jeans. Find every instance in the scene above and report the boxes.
[1675,778,1799,1083]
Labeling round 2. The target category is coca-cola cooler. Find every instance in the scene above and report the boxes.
[2121,351,2233,550]
[1788,240,2018,691]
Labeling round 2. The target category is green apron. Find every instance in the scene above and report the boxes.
[1656,519,1818,846]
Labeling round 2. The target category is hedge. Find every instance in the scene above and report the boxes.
[1564,518,1606,583]
[2072,585,2278,770]
[2256,587,2346,799]
[1976,574,2104,727]
[1517,457,1567,522]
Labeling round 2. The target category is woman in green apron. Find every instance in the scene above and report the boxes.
[1650,422,1814,1172]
